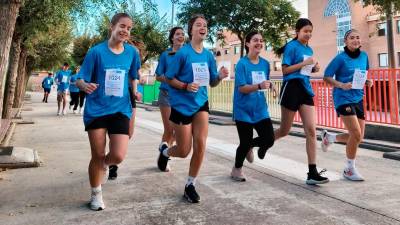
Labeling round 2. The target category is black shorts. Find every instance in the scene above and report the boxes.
[44,88,51,93]
[169,101,210,125]
[85,112,130,135]
[336,100,365,120]
[279,79,314,111]
[128,88,136,108]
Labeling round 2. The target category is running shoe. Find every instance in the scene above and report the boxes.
[89,190,105,211]
[231,167,246,182]
[258,147,269,159]
[184,184,200,203]
[157,143,170,172]
[320,130,332,152]
[343,167,364,181]
[108,165,118,180]
[306,169,330,185]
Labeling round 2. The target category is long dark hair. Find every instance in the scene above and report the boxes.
[244,31,261,54]
[276,18,313,56]
[168,26,184,45]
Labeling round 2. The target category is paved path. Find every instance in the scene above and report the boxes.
[0,92,399,225]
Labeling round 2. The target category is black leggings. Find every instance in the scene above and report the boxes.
[235,118,275,168]
[79,91,86,108]
[70,92,80,110]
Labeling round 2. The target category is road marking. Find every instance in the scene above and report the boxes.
[136,118,341,182]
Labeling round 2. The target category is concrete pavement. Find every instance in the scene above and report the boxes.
[0,91,399,225]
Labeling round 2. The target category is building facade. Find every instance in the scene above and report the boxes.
[214,0,400,78]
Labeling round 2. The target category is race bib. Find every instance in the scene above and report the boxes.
[251,71,266,85]
[351,69,367,90]
[300,55,314,76]
[61,75,68,83]
[105,69,125,97]
[192,62,210,86]
[47,80,51,85]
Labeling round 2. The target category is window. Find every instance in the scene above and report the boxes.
[379,53,388,67]
[273,61,282,71]
[397,20,400,34]
[378,23,386,36]
[398,52,400,67]
[234,46,240,55]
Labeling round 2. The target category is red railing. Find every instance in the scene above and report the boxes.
[294,69,400,129]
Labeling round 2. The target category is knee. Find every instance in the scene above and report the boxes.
[304,127,316,139]
[193,137,206,151]
[113,154,124,164]
[350,130,362,143]
[91,153,105,162]
[176,145,192,158]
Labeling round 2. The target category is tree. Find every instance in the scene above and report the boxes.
[0,0,22,117]
[72,34,102,66]
[177,0,300,56]
[95,3,170,65]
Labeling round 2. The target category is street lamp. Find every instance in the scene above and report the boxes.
[171,0,179,26]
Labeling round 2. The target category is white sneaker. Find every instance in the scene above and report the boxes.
[62,110,67,115]
[79,108,83,115]
[57,111,61,116]
[231,167,246,182]
[320,130,332,152]
[343,167,364,181]
[73,110,77,114]
[89,190,105,211]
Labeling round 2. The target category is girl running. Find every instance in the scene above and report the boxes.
[275,18,329,185]
[231,31,277,181]
[157,14,229,203]
[322,29,372,181]
[77,13,141,210]
[155,26,185,169]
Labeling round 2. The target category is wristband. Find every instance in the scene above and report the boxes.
[182,83,188,90]
[258,83,262,90]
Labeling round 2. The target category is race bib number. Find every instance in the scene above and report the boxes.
[352,69,367,90]
[47,80,51,85]
[105,69,125,97]
[192,62,210,87]
[300,55,314,76]
[61,75,68,83]
[252,71,266,85]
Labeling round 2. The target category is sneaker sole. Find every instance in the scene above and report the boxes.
[157,155,170,172]
[343,174,365,181]
[89,203,105,211]
[183,193,200,203]
[231,175,246,182]
[306,179,330,185]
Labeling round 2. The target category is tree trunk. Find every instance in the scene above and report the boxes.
[13,47,27,109]
[0,0,22,117]
[386,6,395,69]
[2,32,22,119]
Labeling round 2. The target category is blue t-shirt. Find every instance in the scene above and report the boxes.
[56,70,71,91]
[165,44,218,116]
[324,51,369,109]
[155,48,176,91]
[282,40,314,96]
[42,77,53,89]
[69,75,80,93]
[77,41,141,126]
[233,56,270,123]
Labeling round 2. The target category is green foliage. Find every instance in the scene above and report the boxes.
[356,0,400,12]
[72,34,102,65]
[177,0,300,56]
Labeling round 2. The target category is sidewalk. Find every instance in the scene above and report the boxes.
[0,92,400,225]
